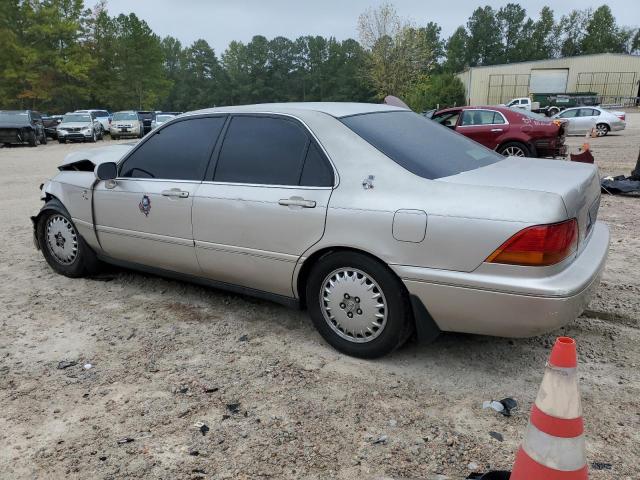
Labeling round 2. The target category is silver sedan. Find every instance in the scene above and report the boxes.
[31,103,609,358]
[553,106,626,136]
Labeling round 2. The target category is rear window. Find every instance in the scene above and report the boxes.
[341,111,502,180]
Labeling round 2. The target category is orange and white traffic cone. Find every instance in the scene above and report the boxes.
[510,337,588,479]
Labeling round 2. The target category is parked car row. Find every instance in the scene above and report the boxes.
[0,109,181,147]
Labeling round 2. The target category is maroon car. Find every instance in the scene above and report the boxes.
[431,106,567,158]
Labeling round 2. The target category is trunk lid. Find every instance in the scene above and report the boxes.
[439,157,601,247]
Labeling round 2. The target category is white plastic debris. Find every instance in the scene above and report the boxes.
[84,363,93,369]
[483,400,505,413]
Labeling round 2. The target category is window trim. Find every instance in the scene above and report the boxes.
[457,109,509,128]
[205,112,338,189]
[116,113,229,181]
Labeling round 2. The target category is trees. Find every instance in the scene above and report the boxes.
[443,27,469,73]
[581,6,631,54]
[465,6,502,66]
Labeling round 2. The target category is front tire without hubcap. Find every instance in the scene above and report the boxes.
[306,252,412,358]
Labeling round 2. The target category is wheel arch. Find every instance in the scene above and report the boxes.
[294,245,441,344]
[497,139,533,157]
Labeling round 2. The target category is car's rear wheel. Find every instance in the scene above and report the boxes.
[89,129,97,143]
[498,142,530,157]
[596,123,609,137]
[40,131,47,145]
[306,251,412,358]
[37,207,99,277]
[111,134,119,140]
[58,138,66,144]
[28,131,38,147]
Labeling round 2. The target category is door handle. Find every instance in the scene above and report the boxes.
[278,197,316,208]
[491,128,504,132]
[161,189,189,198]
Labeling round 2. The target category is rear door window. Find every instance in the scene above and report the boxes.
[300,143,334,187]
[214,116,309,185]
[342,111,502,180]
[119,116,225,180]
[461,110,504,126]
[559,109,579,118]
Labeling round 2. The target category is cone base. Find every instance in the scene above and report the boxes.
[511,448,588,480]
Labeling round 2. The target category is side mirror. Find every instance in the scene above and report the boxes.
[95,162,118,181]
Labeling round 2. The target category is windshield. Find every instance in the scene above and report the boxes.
[341,111,502,180]
[156,115,174,122]
[62,114,91,123]
[0,111,29,121]
[113,112,138,121]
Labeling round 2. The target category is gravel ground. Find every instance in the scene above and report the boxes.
[1,117,639,480]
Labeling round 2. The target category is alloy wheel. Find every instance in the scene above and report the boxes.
[503,146,526,157]
[45,214,78,265]
[320,268,387,343]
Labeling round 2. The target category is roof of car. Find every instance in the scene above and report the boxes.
[190,102,409,118]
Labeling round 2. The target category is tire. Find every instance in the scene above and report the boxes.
[37,204,99,277]
[98,127,103,140]
[41,131,47,145]
[58,138,66,144]
[138,128,144,139]
[547,107,560,117]
[89,129,97,143]
[28,131,38,147]
[111,134,119,140]
[305,251,413,358]
[498,141,530,157]
[595,123,609,137]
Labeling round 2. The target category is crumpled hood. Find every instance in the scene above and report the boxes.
[58,144,134,170]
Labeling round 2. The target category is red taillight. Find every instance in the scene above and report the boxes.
[486,219,578,266]
[616,113,626,121]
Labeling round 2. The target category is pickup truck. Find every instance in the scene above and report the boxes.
[503,93,599,117]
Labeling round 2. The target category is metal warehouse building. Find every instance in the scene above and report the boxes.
[457,53,640,106]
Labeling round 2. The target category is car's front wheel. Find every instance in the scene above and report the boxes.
[28,131,38,147]
[498,142,530,157]
[306,251,412,358]
[37,206,99,277]
[596,123,609,137]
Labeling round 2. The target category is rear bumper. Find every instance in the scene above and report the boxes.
[395,221,610,338]
[609,122,625,132]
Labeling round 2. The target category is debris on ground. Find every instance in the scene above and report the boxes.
[83,363,92,369]
[194,421,209,436]
[56,360,77,370]
[371,434,388,445]
[238,334,249,342]
[482,398,518,416]
[591,462,613,470]
[116,437,134,445]
[601,175,640,195]
[488,431,504,442]
[226,402,241,414]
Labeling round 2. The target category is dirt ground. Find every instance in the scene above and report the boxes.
[1,117,639,480]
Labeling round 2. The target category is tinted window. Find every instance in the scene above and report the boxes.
[461,110,504,125]
[342,111,502,180]
[300,143,334,187]
[432,111,460,127]
[559,109,578,118]
[579,108,597,117]
[120,117,225,180]
[214,116,309,185]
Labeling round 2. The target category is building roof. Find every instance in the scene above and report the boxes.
[190,102,408,118]
[459,53,640,72]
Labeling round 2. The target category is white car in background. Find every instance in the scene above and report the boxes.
[75,109,111,134]
[553,107,626,136]
[153,113,176,129]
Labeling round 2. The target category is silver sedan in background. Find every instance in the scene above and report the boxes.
[553,106,626,136]
[31,103,609,358]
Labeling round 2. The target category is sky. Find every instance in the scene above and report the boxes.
[87,0,640,54]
